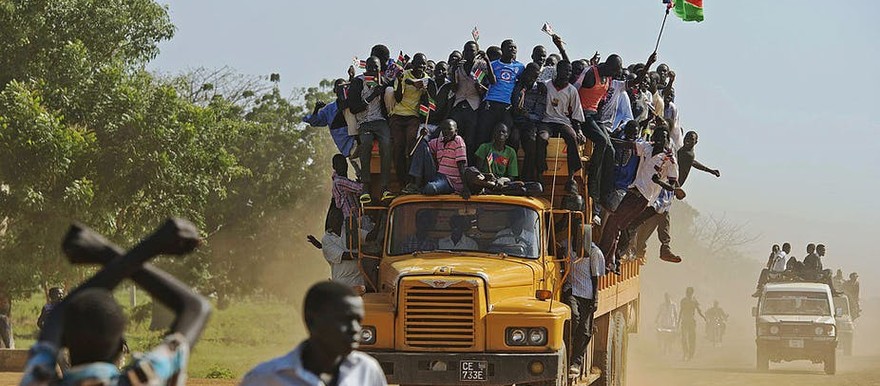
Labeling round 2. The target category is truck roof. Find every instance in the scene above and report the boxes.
[764,282,831,293]
[388,194,554,211]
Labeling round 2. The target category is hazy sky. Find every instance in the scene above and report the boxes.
[151,0,879,295]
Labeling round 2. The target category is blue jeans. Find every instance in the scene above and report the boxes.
[423,174,454,195]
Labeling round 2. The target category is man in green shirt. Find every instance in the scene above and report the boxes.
[475,123,519,178]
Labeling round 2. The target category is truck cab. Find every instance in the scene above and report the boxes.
[754,282,837,374]
[356,138,641,385]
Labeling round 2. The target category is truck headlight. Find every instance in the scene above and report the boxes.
[769,325,779,335]
[529,328,547,345]
[360,326,376,345]
[506,327,547,346]
[814,326,824,336]
[826,325,835,336]
[507,328,527,346]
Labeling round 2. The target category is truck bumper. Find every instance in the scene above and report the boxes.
[757,336,836,362]
[366,350,563,385]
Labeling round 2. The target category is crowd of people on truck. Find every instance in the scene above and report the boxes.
[301,28,725,379]
[305,30,723,274]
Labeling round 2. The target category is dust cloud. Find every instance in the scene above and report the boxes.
[625,202,880,385]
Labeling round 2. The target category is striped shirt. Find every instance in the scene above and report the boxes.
[428,136,467,192]
[332,173,363,218]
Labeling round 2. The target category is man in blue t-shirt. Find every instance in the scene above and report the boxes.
[473,39,524,164]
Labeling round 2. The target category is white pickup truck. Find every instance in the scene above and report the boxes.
[753,282,837,374]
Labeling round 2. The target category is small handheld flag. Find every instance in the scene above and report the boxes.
[353,57,366,69]
[419,96,437,117]
[472,68,486,83]
[486,151,494,168]
[541,22,554,36]
[662,0,673,10]
[472,26,480,42]
[396,51,407,70]
[364,75,378,87]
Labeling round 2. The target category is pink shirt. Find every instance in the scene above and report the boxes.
[429,135,467,192]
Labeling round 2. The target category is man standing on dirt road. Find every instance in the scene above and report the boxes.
[240,282,387,386]
[678,287,705,361]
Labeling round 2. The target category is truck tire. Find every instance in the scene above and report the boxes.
[824,349,836,375]
[756,346,769,372]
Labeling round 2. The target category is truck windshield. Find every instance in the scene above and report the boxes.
[761,291,831,316]
[388,202,541,259]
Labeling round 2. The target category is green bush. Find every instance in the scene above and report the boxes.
[204,365,235,379]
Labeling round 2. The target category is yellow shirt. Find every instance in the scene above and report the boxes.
[391,70,430,117]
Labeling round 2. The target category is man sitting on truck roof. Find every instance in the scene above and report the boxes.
[475,123,519,179]
[403,119,471,198]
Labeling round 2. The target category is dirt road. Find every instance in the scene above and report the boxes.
[627,319,880,386]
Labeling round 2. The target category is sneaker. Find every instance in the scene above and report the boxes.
[659,245,681,263]
[381,190,395,201]
[592,215,602,226]
[359,193,372,205]
[568,365,581,377]
[401,183,421,195]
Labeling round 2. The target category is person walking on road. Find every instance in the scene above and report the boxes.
[678,287,705,361]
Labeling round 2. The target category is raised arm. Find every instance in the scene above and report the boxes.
[692,159,721,177]
[61,223,211,345]
[551,35,570,63]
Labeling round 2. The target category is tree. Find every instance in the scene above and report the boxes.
[0,0,337,309]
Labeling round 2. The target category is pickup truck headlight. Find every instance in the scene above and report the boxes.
[814,326,824,336]
[360,326,377,345]
[769,325,780,335]
[506,327,547,346]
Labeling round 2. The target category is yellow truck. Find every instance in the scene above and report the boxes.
[357,139,640,386]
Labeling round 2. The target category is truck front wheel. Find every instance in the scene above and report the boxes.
[756,346,769,372]
[824,349,836,375]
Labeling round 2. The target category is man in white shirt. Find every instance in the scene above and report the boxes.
[241,282,387,386]
[438,215,479,251]
[306,208,365,291]
[600,127,679,272]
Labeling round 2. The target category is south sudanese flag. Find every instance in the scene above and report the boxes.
[396,51,407,70]
[419,96,436,116]
[673,0,703,22]
[473,68,486,83]
[472,26,480,42]
[363,75,378,87]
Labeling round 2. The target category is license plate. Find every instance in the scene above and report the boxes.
[789,339,804,348]
[460,360,488,382]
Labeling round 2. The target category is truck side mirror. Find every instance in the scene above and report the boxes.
[751,307,758,317]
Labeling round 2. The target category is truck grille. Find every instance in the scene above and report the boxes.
[778,323,813,336]
[403,284,477,348]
